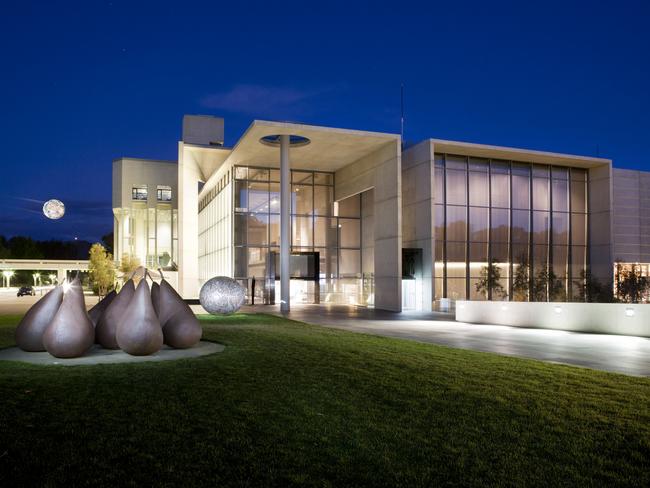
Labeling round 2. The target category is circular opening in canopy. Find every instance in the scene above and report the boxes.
[259,134,311,147]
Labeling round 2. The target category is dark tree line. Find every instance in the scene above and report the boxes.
[0,233,112,260]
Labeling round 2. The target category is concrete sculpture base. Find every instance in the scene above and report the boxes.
[0,341,223,366]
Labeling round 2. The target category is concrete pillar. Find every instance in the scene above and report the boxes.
[280,135,291,312]
[57,268,67,284]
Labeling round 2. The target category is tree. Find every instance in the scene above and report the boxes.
[616,264,650,303]
[512,254,530,301]
[119,253,140,282]
[573,269,614,303]
[532,266,564,302]
[88,243,116,298]
[101,232,114,255]
[475,259,506,300]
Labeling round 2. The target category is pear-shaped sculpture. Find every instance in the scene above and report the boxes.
[116,279,163,356]
[163,306,202,349]
[88,290,117,327]
[157,279,202,348]
[15,286,64,351]
[151,281,160,317]
[42,277,95,358]
[96,280,135,349]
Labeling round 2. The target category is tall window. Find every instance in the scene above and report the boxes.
[157,185,172,201]
[434,153,588,302]
[132,185,147,200]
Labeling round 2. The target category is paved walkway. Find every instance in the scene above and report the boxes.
[243,304,650,377]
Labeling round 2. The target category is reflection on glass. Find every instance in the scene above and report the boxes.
[314,186,333,215]
[491,208,509,242]
[469,242,487,277]
[552,179,569,212]
[552,213,569,245]
[553,245,568,277]
[512,209,530,244]
[248,182,269,212]
[570,180,586,213]
[435,205,445,240]
[434,167,445,204]
[248,214,268,246]
[292,171,313,184]
[571,213,587,246]
[469,207,488,241]
[446,206,467,241]
[292,185,313,215]
[339,249,361,278]
[269,214,280,246]
[248,168,269,181]
[491,173,510,208]
[339,218,360,248]
[446,169,467,205]
[446,278,466,300]
[314,217,337,247]
[235,181,248,211]
[532,178,549,210]
[512,175,530,209]
[292,216,312,247]
[469,172,489,206]
[532,211,550,245]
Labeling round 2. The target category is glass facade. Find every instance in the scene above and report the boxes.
[114,201,178,269]
[434,153,588,302]
[198,170,233,281]
[198,165,368,305]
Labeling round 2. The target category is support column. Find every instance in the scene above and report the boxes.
[280,135,291,312]
[57,268,66,284]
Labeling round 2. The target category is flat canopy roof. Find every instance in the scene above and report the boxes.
[430,138,611,168]
[223,120,399,172]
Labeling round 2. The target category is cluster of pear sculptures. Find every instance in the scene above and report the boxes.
[15,270,202,358]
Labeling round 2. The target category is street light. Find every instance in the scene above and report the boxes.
[48,273,56,285]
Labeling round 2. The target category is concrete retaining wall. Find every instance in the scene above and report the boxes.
[455,301,650,337]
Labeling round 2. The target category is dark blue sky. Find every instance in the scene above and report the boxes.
[1,0,648,242]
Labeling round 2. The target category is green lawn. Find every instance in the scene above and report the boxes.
[0,313,648,487]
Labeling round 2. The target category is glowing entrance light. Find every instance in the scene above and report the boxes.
[553,305,562,314]
[625,307,635,317]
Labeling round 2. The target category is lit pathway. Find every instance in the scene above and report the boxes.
[244,304,650,377]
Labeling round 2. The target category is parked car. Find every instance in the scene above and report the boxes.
[17,286,35,297]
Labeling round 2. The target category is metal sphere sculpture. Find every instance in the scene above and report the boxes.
[15,286,64,351]
[42,277,95,358]
[199,276,246,315]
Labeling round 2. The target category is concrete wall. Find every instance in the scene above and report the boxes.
[401,140,435,311]
[612,168,650,263]
[178,142,202,298]
[112,158,178,209]
[456,300,650,337]
[361,189,374,276]
[588,163,614,283]
[335,141,402,311]
[182,115,224,146]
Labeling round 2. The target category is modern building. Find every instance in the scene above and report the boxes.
[112,114,648,312]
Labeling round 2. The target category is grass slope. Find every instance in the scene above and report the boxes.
[0,313,648,487]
